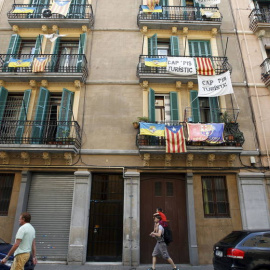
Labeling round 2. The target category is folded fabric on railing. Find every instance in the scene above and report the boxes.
[8,58,33,68]
[50,0,71,17]
[147,0,160,10]
[195,57,215,76]
[165,125,186,153]
[32,57,49,73]
[145,57,167,67]
[195,0,220,5]
[140,122,165,137]
[200,9,221,19]
[187,123,224,144]
[12,7,36,13]
[142,5,162,13]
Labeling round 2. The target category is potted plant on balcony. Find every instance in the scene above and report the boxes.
[133,116,149,129]
[220,111,236,142]
[234,131,244,146]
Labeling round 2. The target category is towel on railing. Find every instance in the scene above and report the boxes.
[32,57,49,72]
[147,0,160,10]
[200,9,221,19]
[50,0,71,17]
[195,57,215,76]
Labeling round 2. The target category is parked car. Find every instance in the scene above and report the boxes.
[0,238,35,270]
[213,230,270,270]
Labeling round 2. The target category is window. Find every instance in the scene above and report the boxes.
[242,235,262,247]
[0,174,14,216]
[257,233,270,248]
[202,176,230,217]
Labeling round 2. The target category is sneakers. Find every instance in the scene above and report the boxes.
[147,268,155,270]
[172,268,180,270]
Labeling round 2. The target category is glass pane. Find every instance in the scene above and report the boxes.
[257,234,270,248]
[166,182,173,196]
[217,202,227,214]
[242,235,262,247]
[155,182,162,196]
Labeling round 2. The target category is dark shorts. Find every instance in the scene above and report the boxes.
[152,241,170,260]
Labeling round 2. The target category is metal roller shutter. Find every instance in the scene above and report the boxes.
[27,173,74,261]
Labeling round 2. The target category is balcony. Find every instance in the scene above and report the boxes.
[0,53,88,83]
[7,4,94,28]
[0,120,81,153]
[138,6,222,31]
[249,8,270,32]
[260,58,270,86]
[137,109,244,154]
[137,55,231,83]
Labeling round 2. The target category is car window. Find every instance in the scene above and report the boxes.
[242,235,262,247]
[257,233,270,248]
[220,231,247,245]
[0,238,6,244]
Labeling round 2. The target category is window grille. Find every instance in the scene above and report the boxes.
[0,174,14,216]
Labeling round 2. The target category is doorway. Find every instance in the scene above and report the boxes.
[87,174,124,262]
[140,174,189,264]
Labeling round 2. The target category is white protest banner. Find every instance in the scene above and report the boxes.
[198,71,234,97]
[195,0,220,5]
[167,57,196,76]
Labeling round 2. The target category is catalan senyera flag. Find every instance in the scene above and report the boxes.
[195,57,215,76]
[147,0,160,10]
[142,5,162,13]
[8,58,33,68]
[50,0,72,17]
[165,125,186,153]
[145,58,167,67]
[12,7,36,13]
[140,122,165,137]
[32,57,49,73]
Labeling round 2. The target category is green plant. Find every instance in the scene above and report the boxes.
[220,111,234,123]
[137,116,149,122]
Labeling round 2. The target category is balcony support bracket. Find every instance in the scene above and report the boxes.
[43,152,51,166]
[207,154,215,167]
[142,153,151,166]
[186,153,194,167]
[21,152,30,165]
[227,154,236,167]
[165,154,172,167]
[64,152,73,166]
[0,151,9,165]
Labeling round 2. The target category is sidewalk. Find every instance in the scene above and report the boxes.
[35,263,214,270]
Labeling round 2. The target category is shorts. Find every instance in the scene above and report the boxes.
[152,241,170,260]
[11,253,30,270]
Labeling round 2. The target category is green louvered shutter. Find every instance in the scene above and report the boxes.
[170,36,180,56]
[148,34,157,56]
[0,87,8,123]
[170,92,179,121]
[50,37,61,71]
[189,40,211,56]
[190,90,200,123]
[194,1,204,20]
[56,88,74,139]
[30,0,50,18]
[68,0,86,18]
[15,90,32,143]
[77,33,87,72]
[148,88,156,122]
[159,0,168,5]
[209,97,220,123]
[4,34,21,72]
[34,35,44,55]
[31,87,50,143]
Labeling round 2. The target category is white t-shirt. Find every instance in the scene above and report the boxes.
[14,223,35,256]
[156,225,164,242]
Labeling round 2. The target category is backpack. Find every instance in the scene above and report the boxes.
[163,226,173,246]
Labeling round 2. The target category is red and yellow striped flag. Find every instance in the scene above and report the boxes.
[165,125,186,153]
[32,57,48,73]
[195,57,215,76]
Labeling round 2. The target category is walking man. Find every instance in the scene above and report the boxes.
[149,215,179,270]
[0,212,37,269]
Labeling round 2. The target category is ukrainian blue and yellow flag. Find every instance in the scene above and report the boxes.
[145,58,167,67]
[140,122,165,137]
[142,5,162,13]
[8,58,33,68]
[12,7,36,14]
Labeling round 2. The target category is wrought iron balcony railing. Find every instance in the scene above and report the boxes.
[138,6,222,23]
[249,8,270,31]
[0,120,81,149]
[7,4,94,25]
[137,55,231,77]
[260,58,270,85]
[136,120,244,148]
[0,53,88,82]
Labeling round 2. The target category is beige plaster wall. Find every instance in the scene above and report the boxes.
[194,173,242,265]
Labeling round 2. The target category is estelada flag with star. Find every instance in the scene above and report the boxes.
[165,125,186,153]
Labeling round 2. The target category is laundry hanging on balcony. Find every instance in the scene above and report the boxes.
[140,122,165,136]
[50,0,72,17]
[195,57,215,75]
[200,9,221,19]
[165,125,186,153]
[147,0,160,10]
[198,71,234,97]
[141,5,162,12]
[187,123,224,144]
[145,57,167,67]
[32,57,49,73]
[8,58,33,68]
[44,33,67,43]
[167,57,196,76]
[12,7,36,13]
[195,0,220,5]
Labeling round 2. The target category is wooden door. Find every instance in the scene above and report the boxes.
[140,174,189,264]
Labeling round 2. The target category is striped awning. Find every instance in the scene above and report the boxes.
[195,57,215,76]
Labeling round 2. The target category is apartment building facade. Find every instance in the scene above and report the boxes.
[0,0,269,266]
